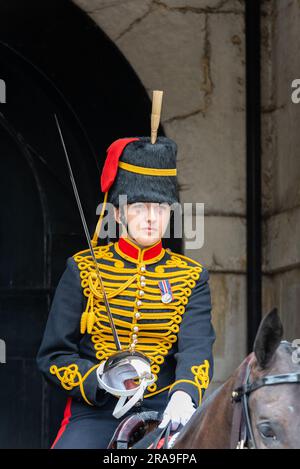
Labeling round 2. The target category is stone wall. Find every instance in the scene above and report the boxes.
[73,0,247,392]
[261,0,300,342]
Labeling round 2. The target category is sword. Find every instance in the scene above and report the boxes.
[54,114,121,351]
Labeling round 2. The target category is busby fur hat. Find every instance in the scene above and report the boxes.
[108,137,178,207]
[90,90,178,247]
[102,136,179,207]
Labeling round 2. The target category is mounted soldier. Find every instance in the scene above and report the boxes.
[36,91,216,449]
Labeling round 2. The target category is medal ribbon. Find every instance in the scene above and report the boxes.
[158,279,174,302]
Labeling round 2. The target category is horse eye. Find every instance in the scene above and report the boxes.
[257,422,277,440]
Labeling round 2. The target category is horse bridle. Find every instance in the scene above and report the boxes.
[231,354,300,449]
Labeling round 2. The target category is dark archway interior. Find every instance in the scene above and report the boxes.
[0,0,181,448]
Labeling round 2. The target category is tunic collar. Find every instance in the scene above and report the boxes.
[115,236,164,264]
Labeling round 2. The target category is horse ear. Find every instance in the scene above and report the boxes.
[253,308,283,369]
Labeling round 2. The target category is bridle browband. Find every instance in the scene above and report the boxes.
[231,346,300,449]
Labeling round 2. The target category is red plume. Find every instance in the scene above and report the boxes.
[101,138,139,193]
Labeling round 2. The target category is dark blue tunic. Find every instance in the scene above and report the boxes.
[36,238,215,448]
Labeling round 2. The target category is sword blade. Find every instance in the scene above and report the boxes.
[54,114,121,351]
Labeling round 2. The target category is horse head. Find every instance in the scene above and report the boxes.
[244,308,300,448]
[173,308,300,449]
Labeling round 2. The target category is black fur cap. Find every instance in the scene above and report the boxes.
[108,136,179,207]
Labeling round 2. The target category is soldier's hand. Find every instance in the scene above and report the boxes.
[158,390,196,431]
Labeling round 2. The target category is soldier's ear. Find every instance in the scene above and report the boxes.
[113,206,121,225]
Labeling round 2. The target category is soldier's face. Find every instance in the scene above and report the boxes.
[114,202,171,247]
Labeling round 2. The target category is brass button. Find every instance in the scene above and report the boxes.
[140,276,146,281]
[135,312,141,319]
[139,290,145,296]
[132,334,137,339]
[140,266,146,272]
[140,281,146,288]
[133,326,139,332]
[136,300,142,307]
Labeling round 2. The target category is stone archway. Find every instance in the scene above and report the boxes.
[0,0,172,448]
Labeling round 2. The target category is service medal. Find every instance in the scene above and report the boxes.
[161,293,173,304]
[158,279,174,304]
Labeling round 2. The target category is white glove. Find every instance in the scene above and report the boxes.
[97,359,155,418]
[97,362,138,393]
[158,390,196,431]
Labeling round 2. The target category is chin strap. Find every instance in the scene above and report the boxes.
[96,362,155,419]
